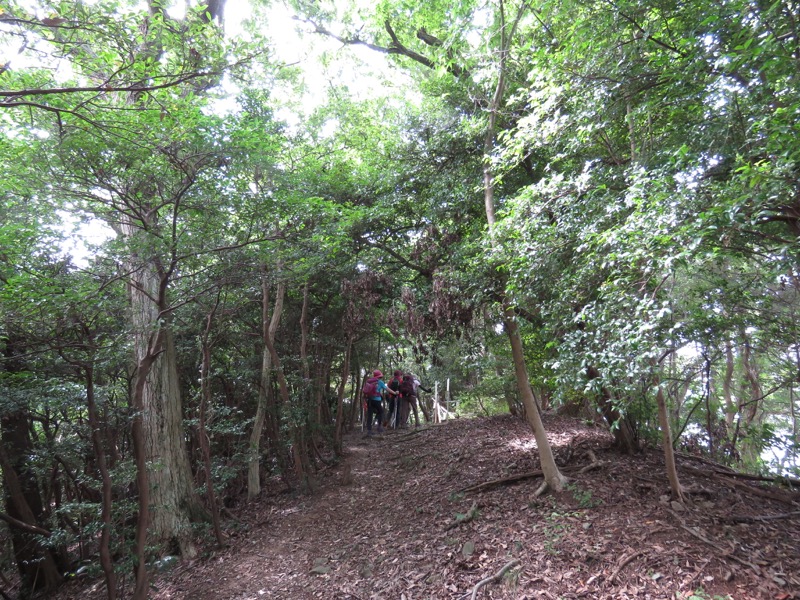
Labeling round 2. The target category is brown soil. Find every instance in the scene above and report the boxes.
[55,414,800,599]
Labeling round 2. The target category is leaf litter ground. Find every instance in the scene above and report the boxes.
[58,414,800,599]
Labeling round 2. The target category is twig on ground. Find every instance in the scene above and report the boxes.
[468,559,521,600]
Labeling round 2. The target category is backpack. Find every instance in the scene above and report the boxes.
[399,378,415,397]
[389,377,402,393]
[362,377,379,398]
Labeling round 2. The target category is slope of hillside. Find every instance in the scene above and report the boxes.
[58,414,799,599]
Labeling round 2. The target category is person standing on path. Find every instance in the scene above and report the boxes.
[386,370,403,428]
[398,374,421,428]
[363,370,398,436]
[411,373,432,423]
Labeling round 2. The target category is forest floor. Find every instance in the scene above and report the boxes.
[57,413,800,600]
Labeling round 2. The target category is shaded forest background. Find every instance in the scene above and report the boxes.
[1,0,799,598]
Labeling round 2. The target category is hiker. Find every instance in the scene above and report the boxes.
[411,373,432,422]
[385,370,403,428]
[398,373,420,428]
[363,369,398,436]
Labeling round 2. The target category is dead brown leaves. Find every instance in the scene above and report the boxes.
[53,414,800,600]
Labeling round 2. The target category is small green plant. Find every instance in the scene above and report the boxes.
[503,564,521,593]
[448,491,465,502]
[399,454,417,469]
[686,589,731,600]
[567,483,602,508]
[542,511,575,555]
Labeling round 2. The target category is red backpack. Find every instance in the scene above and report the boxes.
[362,377,379,398]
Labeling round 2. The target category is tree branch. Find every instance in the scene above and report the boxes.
[296,15,469,77]
[0,70,221,100]
[0,511,52,537]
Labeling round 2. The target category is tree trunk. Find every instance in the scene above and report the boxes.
[334,337,353,455]
[348,353,363,431]
[85,366,117,600]
[740,335,763,426]
[723,339,737,427]
[126,252,205,559]
[503,306,568,492]
[654,373,684,501]
[738,333,765,464]
[199,298,225,547]
[0,416,64,595]
[130,346,155,600]
[0,338,64,595]
[262,310,312,491]
[247,272,285,499]
[586,365,638,453]
[481,0,566,494]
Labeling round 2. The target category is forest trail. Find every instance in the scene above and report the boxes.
[64,414,799,600]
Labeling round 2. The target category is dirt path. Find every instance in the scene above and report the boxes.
[57,414,800,599]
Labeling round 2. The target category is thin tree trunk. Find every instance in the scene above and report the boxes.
[199,294,225,547]
[317,353,333,429]
[247,271,285,499]
[723,339,737,427]
[263,312,311,491]
[504,306,568,492]
[586,365,638,453]
[703,351,715,454]
[85,366,117,600]
[654,372,684,501]
[130,343,157,600]
[741,335,763,426]
[348,353,362,431]
[0,338,64,594]
[334,337,353,454]
[627,99,637,162]
[0,429,63,594]
[481,0,567,494]
[300,282,311,382]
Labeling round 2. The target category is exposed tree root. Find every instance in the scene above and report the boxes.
[721,510,800,524]
[677,452,800,487]
[461,470,544,494]
[682,465,799,505]
[666,508,761,572]
[460,450,599,494]
[578,450,600,474]
[468,558,520,600]
[608,549,647,584]
[392,427,433,442]
[533,481,549,497]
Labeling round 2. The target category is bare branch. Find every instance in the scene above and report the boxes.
[0,70,221,100]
